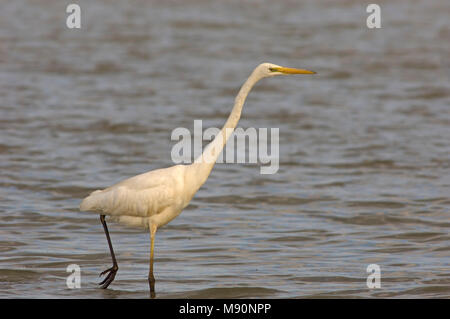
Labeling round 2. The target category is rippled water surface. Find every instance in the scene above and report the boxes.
[0,0,449,298]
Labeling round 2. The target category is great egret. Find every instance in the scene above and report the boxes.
[80,62,316,292]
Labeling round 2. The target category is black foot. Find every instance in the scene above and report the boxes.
[99,265,118,289]
[148,277,156,299]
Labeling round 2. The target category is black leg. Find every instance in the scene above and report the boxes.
[148,223,157,298]
[99,214,118,289]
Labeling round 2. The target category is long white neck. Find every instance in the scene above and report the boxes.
[184,68,263,196]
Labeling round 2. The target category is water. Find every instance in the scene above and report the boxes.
[0,0,449,298]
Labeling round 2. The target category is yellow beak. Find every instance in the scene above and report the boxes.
[270,67,316,75]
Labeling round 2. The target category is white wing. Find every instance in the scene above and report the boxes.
[80,165,185,218]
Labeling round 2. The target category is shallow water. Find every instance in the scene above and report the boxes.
[0,0,449,298]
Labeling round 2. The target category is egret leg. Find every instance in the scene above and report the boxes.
[148,223,157,297]
[99,214,118,289]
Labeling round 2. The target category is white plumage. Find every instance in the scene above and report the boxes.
[80,165,188,228]
[79,62,316,292]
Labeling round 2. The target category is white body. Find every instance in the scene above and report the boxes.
[80,165,192,228]
[79,63,315,230]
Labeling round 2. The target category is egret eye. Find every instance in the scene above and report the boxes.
[269,67,278,72]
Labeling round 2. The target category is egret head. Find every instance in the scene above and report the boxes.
[256,62,316,78]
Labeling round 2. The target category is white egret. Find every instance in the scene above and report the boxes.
[79,62,316,292]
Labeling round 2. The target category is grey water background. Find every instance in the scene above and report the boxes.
[0,0,449,298]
